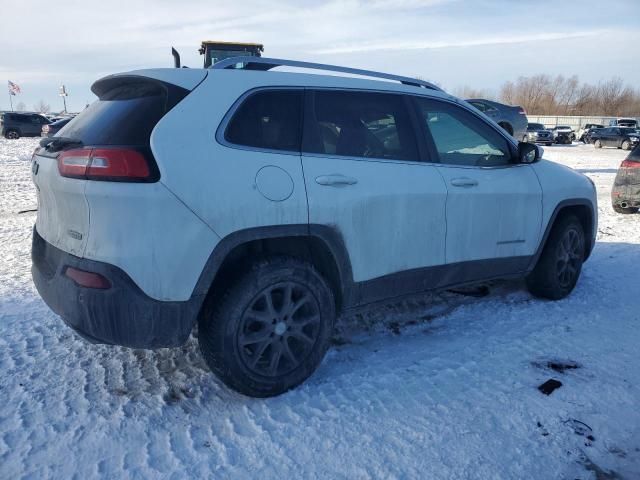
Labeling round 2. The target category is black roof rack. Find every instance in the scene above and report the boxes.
[211,56,442,91]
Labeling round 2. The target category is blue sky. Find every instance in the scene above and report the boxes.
[1,0,639,112]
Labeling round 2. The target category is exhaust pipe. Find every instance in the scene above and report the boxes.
[171,47,181,68]
[620,202,628,208]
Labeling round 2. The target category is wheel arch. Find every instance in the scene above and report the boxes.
[529,199,596,271]
[192,225,354,319]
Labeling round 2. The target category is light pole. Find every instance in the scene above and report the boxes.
[59,85,68,113]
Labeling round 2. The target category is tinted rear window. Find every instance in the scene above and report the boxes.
[58,81,172,146]
[225,90,303,152]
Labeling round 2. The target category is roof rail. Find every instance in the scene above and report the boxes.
[210,56,443,91]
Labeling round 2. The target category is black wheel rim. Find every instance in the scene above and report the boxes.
[556,228,583,288]
[238,282,321,377]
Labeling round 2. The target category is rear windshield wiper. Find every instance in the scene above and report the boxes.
[40,137,83,152]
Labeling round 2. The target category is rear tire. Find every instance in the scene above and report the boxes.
[594,139,602,148]
[198,256,335,397]
[527,215,585,300]
[613,205,639,214]
[5,130,19,139]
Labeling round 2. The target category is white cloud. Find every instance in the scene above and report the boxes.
[315,30,609,54]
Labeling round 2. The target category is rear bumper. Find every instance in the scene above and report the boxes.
[612,185,640,207]
[31,227,203,348]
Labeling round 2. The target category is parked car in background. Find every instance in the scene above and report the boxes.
[525,123,553,145]
[31,58,597,397]
[591,127,640,150]
[612,143,640,214]
[577,124,604,143]
[0,112,51,139]
[41,117,73,137]
[466,99,528,140]
[551,125,575,144]
[609,118,638,128]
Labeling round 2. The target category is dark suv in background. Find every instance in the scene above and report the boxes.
[525,123,553,145]
[466,99,528,141]
[0,112,51,139]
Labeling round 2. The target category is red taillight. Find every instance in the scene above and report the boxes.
[518,107,527,115]
[58,148,151,181]
[58,148,92,178]
[65,266,111,289]
[88,148,150,179]
[621,160,640,169]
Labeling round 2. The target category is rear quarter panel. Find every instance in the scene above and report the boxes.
[83,181,219,302]
[151,71,309,239]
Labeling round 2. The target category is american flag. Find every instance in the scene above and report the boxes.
[8,81,21,96]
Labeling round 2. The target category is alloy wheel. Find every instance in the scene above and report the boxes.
[556,228,583,288]
[238,282,321,377]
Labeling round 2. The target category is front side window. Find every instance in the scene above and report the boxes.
[415,98,512,167]
[225,90,303,152]
[303,90,419,161]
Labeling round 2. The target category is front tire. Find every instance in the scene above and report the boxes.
[527,215,585,300]
[594,139,602,148]
[198,256,335,397]
[622,140,631,150]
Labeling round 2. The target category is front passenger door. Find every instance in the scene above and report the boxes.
[414,97,542,274]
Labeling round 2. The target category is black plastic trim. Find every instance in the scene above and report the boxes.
[193,224,534,311]
[32,228,202,348]
[526,198,596,270]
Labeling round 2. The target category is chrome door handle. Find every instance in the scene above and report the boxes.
[315,174,358,186]
[450,177,478,187]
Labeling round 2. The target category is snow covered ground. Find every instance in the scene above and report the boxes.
[1,138,638,479]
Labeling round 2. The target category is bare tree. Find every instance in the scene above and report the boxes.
[33,100,51,114]
[15,102,26,111]
[494,74,640,116]
[452,85,496,100]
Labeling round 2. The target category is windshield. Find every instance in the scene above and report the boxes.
[527,123,545,131]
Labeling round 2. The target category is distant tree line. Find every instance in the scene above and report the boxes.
[454,75,640,117]
[13,100,51,113]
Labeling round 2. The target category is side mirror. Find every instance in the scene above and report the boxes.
[518,141,541,164]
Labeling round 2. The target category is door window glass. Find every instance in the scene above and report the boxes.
[415,98,512,167]
[304,90,419,161]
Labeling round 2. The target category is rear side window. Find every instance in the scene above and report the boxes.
[304,90,419,161]
[415,98,512,167]
[58,80,183,146]
[225,90,303,152]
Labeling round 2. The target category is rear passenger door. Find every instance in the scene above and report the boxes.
[301,89,448,290]
[413,97,542,271]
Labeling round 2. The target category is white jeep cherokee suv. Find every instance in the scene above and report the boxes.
[31,57,597,397]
